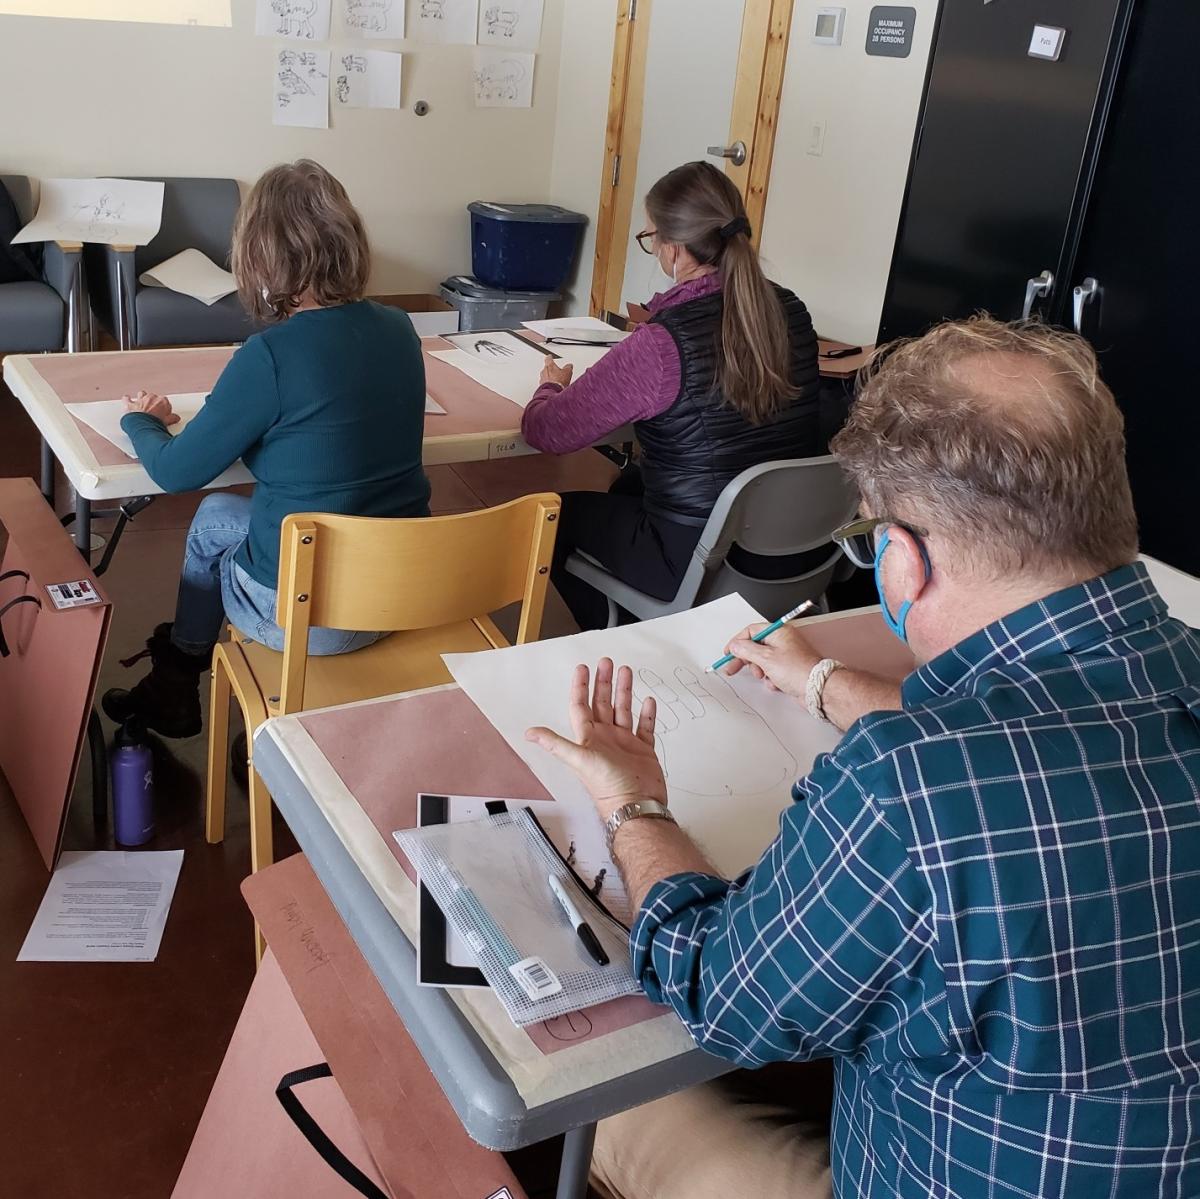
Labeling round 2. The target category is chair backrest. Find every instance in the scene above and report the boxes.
[678,456,860,619]
[131,177,241,273]
[274,494,561,712]
[0,175,34,224]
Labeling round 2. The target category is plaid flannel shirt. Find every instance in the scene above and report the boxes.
[632,563,1200,1197]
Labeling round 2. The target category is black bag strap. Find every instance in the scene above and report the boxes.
[0,593,41,659]
[275,1063,391,1199]
[0,570,31,586]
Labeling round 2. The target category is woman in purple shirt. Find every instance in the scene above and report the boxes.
[521,161,821,629]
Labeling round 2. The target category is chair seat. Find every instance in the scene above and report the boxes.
[0,280,64,353]
[135,286,257,347]
[236,618,497,716]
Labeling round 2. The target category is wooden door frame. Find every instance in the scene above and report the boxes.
[589,0,796,320]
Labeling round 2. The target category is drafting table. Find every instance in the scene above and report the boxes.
[1,338,591,557]
[250,606,913,1199]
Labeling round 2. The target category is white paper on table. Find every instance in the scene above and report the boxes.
[274,48,331,128]
[522,316,627,339]
[445,596,843,878]
[476,0,542,50]
[139,248,236,306]
[256,0,332,39]
[408,0,476,43]
[428,342,608,408]
[72,393,207,459]
[424,394,446,414]
[473,47,534,108]
[343,0,405,37]
[18,851,184,963]
[332,49,402,109]
[12,178,165,248]
[442,329,549,366]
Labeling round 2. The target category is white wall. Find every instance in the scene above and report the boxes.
[0,0,573,296]
[759,1,937,346]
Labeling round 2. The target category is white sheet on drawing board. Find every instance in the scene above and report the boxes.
[72,394,207,459]
[445,595,842,878]
[12,178,165,248]
[428,343,609,408]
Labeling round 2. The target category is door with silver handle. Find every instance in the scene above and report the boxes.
[707,140,747,167]
[1072,278,1099,335]
[1022,270,1054,319]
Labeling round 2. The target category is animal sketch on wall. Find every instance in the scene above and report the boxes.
[474,56,526,103]
[483,6,519,38]
[345,0,393,34]
[272,0,319,38]
[420,0,446,18]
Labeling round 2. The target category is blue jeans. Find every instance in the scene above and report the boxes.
[170,493,384,657]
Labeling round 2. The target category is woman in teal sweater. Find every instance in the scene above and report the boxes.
[103,160,430,738]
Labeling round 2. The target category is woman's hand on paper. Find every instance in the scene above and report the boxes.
[539,359,574,389]
[721,622,820,700]
[122,390,180,426]
[526,658,667,821]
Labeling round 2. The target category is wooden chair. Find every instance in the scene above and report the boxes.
[204,493,561,897]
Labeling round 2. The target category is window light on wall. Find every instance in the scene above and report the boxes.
[0,0,230,26]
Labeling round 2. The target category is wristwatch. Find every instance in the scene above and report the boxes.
[604,799,676,851]
[805,657,844,724]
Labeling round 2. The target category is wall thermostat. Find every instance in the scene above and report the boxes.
[813,7,846,45]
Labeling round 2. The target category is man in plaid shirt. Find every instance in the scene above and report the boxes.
[528,318,1200,1198]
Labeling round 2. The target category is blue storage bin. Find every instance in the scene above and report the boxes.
[469,201,587,292]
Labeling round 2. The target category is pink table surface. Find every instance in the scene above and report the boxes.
[28,337,528,470]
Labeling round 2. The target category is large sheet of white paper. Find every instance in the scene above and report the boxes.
[343,0,404,37]
[473,48,534,108]
[428,341,608,408]
[18,850,184,963]
[333,49,402,108]
[522,316,627,339]
[408,0,476,42]
[256,0,331,39]
[274,48,331,128]
[139,248,236,306]
[73,393,207,458]
[12,177,165,248]
[442,329,550,366]
[445,596,842,878]
[476,0,542,50]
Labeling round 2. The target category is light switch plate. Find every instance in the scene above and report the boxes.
[1029,25,1066,61]
[807,120,827,156]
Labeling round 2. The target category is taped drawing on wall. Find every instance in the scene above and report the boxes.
[273,48,331,128]
[476,0,541,51]
[408,0,476,43]
[473,48,534,108]
[332,49,402,108]
[343,0,403,38]
[255,0,332,40]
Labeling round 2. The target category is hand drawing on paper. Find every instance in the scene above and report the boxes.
[345,0,394,33]
[635,667,799,798]
[272,0,319,37]
[474,55,526,103]
[483,5,518,37]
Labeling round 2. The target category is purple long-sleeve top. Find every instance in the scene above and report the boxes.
[520,272,723,455]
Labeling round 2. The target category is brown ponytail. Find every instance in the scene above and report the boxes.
[645,161,793,423]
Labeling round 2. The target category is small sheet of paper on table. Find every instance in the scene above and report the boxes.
[522,317,630,345]
[12,178,165,248]
[445,595,843,878]
[140,249,236,306]
[18,850,184,962]
[425,394,446,414]
[73,393,207,459]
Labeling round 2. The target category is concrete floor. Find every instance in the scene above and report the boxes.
[0,377,615,1199]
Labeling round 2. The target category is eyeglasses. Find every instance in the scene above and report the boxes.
[832,516,928,570]
[635,229,657,255]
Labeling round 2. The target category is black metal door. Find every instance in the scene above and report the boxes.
[879,0,1132,341]
[1064,0,1200,574]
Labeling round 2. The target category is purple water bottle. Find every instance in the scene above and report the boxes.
[111,720,154,847]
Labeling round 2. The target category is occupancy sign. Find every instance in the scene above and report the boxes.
[866,6,916,57]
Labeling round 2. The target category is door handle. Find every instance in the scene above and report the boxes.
[1072,277,1099,335]
[707,140,747,167]
[1022,270,1054,319]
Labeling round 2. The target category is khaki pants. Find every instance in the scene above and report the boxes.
[590,1062,835,1199]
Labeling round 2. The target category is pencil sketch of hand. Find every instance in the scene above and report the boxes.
[635,668,797,798]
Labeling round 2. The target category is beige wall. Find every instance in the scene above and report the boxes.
[759,1,937,346]
[0,0,574,296]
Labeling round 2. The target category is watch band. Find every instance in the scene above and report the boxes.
[604,799,675,851]
[805,657,844,724]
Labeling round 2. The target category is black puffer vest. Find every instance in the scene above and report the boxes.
[636,285,820,525]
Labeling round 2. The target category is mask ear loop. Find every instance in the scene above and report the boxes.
[874,530,932,643]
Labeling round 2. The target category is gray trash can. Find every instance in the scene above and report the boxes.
[439,275,559,332]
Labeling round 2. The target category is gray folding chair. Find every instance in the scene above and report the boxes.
[86,177,257,348]
[0,175,84,354]
[564,456,860,627]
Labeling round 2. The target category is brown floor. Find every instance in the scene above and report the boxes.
[0,379,615,1199]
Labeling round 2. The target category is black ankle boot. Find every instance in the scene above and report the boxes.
[102,623,209,738]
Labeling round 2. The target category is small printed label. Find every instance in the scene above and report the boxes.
[46,580,101,609]
[509,955,562,1001]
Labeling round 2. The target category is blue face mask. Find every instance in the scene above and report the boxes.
[874,529,930,644]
